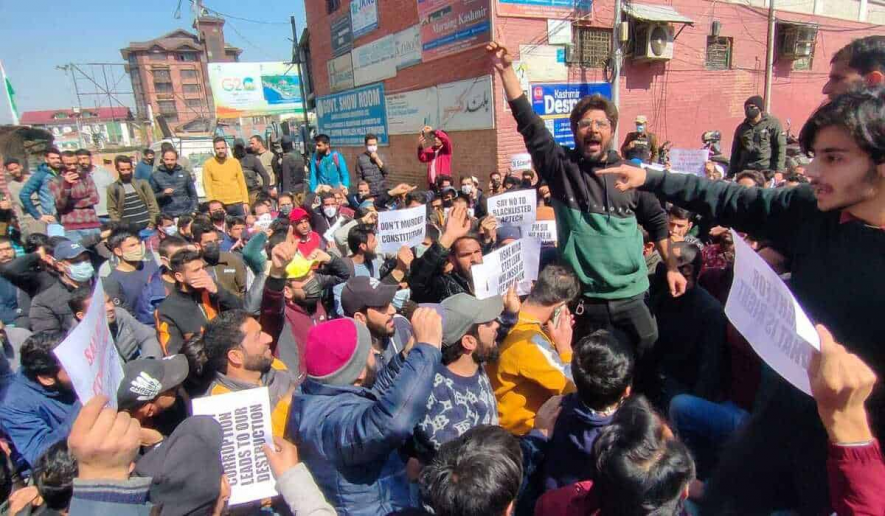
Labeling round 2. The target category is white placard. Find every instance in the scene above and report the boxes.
[323,216,346,243]
[393,25,422,70]
[377,204,427,254]
[327,53,355,93]
[53,279,124,407]
[192,388,277,505]
[350,0,379,38]
[487,189,537,227]
[519,45,568,82]
[352,35,398,87]
[386,86,439,135]
[437,76,495,132]
[528,219,557,245]
[724,230,820,395]
[548,19,573,45]
[668,149,710,176]
[472,238,541,299]
[510,153,533,171]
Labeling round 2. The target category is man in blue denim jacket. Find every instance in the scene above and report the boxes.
[288,310,443,516]
[18,147,62,225]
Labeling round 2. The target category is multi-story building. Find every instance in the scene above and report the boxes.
[121,17,241,133]
[20,107,134,150]
[304,0,882,186]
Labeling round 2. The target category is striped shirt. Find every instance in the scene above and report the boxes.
[121,183,151,230]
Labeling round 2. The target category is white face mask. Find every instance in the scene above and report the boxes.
[323,206,338,219]
[461,184,473,195]
[367,145,378,153]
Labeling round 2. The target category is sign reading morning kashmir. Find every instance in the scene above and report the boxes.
[316,83,389,146]
[531,82,612,148]
[417,0,492,62]
[207,62,304,118]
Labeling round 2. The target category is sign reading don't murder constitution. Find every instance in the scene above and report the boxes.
[487,189,536,227]
[724,230,820,395]
[53,279,124,407]
[377,204,426,254]
[192,388,276,505]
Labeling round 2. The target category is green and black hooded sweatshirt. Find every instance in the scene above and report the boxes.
[509,94,669,300]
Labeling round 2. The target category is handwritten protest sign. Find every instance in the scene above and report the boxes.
[472,238,541,299]
[53,279,124,407]
[487,189,536,227]
[192,388,277,505]
[377,205,426,254]
[668,149,709,177]
[724,230,820,395]
[527,219,557,246]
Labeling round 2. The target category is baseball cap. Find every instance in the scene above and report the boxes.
[341,276,398,316]
[289,207,310,222]
[440,293,504,347]
[53,240,88,261]
[496,226,522,245]
[285,253,316,279]
[117,355,189,411]
[635,115,648,124]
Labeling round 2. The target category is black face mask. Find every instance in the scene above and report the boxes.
[443,199,453,208]
[522,179,533,188]
[210,211,226,223]
[293,277,324,307]
[491,179,501,188]
[202,243,220,265]
[745,106,760,119]
[543,195,552,205]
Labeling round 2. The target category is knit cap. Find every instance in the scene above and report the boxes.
[304,318,372,386]
[745,95,764,110]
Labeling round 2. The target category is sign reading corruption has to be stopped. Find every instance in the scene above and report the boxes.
[316,83,389,146]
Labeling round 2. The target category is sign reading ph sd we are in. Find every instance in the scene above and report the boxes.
[417,0,492,62]
[530,82,611,148]
[316,83,389,147]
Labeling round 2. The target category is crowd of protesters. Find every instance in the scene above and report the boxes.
[0,34,881,516]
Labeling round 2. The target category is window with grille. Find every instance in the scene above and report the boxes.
[152,69,172,82]
[180,69,199,81]
[153,82,173,94]
[177,53,199,62]
[182,84,201,94]
[157,101,177,115]
[326,0,340,14]
[570,27,611,68]
[705,36,733,70]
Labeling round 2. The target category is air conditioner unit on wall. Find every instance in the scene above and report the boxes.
[634,22,674,61]
[780,25,817,60]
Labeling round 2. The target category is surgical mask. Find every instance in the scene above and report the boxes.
[392,288,411,310]
[367,145,378,153]
[461,184,473,195]
[162,226,178,236]
[122,243,145,263]
[745,106,760,119]
[202,242,220,265]
[68,261,95,282]
[636,124,646,132]
[415,243,430,258]
[323,206,338,219]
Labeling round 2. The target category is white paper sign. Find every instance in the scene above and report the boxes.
[510,153,533,171]
[53,279,125,407]
[352,35,398,87]
[668,149,710,176]
[472,238,541,299]
[393,25,422,70]
[192,388,277,505]
[724,230,820,395]
[487,189,537,227]
[377,205,427,254]
[528,219,557,245]
[386,86,439,135]
[520,45,568,82]
[437,76,495,132]
[548,19,573,45]
[327,53,355,93]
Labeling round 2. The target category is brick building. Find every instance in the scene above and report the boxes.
[304,0,881,188]
[121,17,241,134]
[20,107,134,150]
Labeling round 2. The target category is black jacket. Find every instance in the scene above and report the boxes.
[237,154,271,193]
[409,241,472,303]
[279,152,306,195]
[356,152,388,196]
[155,286,242,355]
[150,165,199,217]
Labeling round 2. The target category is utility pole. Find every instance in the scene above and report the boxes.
[291,16,310,133]
[763,0,776,112]
[611,0,623,147]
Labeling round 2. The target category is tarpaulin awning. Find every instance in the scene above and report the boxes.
[623,4,694,24]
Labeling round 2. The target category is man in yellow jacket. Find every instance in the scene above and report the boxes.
[488,265,580,435]
[202,136,250,216]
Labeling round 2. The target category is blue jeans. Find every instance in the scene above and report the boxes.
[65,228,101,244]
[669,394,749,478]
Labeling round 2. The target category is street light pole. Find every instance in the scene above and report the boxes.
[611,0,623,147]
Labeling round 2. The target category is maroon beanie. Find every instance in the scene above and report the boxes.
[304,318,372,386]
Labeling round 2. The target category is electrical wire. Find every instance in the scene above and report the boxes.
[196,1,289,25]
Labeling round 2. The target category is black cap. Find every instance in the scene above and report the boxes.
[745,95,764,110]
[116,355,189,411]
[340,276,398,317]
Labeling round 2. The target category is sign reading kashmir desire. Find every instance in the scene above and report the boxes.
[531,83,612,148]
[316,83,389,147]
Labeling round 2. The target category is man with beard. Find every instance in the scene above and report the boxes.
[150,148,199,218]
[332,225,385,315]
[19,147,62,228]
[106,155,159,232]
[191,221,246,299]
[289,207,325,256]
[410,206,483,303]
[202,137,250,217]
[487,41,681,361]
[413,293,506,463]
[0,331,80,470]
[48,151,102,243]
[341,276,408,367]
[261,237,349,380]
[201,309,297,438]
[288,308,442,515]
[156,249,242,355]
[104,229,161,325]
[76,149,114,223]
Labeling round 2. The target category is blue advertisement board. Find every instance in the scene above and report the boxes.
[530,82,612,148]
[316,83,389,147]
